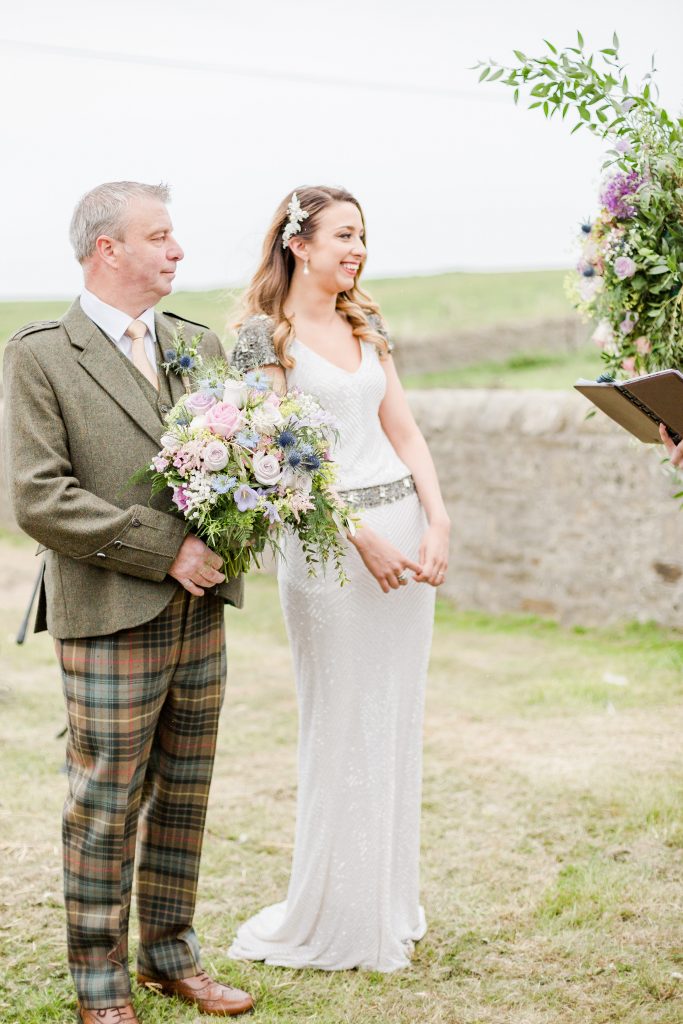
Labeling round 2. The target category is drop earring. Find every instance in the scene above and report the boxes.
[303,259,310,276]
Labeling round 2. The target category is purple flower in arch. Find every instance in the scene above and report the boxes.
[620,313,637,335]
[600,169,642,220]
[614,256,637,280]
[233,484,259,512]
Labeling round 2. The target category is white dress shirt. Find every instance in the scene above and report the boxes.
[79,288,158,369]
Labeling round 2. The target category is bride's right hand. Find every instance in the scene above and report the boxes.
[350,525,422,594]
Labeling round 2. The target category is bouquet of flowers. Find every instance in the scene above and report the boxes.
[475,32,683,376]
[142,359,355,582]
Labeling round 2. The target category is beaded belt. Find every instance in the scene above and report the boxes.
[339,475,416,510]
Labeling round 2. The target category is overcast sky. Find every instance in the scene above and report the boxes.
[2,0,682,297]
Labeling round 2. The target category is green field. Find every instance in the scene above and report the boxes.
[0,269,571,347]
[0,535,681,1024]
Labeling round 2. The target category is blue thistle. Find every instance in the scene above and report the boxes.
[276,430,297,448]
[287,450,302,468]
[164,348,177,362]
[582,266,595,278]
[179,354,194,369]
[580,222,592,235]
[302,453,321,472]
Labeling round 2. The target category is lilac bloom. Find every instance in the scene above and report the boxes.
[233,484,259,511]
[262,501,282,525]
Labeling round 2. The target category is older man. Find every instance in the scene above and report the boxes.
[3,182,253,1021]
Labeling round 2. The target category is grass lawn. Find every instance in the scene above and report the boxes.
[0,270,572,355]
[0,534,681,1023]
[403,346,605,390]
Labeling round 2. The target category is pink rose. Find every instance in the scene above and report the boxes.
[621,356,636,374]
[205,401,243,438]
[185,390,217,416]
[635,335,651,355]
[252,451,283,485]
[202,440,229,471]
[614,255,637,280]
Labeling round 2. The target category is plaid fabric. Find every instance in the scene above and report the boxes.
[55,588,226,1008]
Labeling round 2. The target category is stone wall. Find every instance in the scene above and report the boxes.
[2,389,683,628]
[407,388,683,627]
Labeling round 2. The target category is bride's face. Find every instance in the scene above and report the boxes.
[304,201,366,293]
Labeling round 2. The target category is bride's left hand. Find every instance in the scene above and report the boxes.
[414,520,450,586]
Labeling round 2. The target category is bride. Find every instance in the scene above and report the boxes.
[228,186,450,972]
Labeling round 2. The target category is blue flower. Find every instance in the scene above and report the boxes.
[235,431,259,450]
[233,484,259,511]
[276,430,296,448]
[175,415,190,426]
[211,474,237,493]
[580,222,592,235]
[287,450,302,468]
[164,348,177,362]
[302,453,321,472]
[582,266,595,277]
[179,354,195,369]
[244,370,271,392]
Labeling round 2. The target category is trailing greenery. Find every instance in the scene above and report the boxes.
[475,33,683,375]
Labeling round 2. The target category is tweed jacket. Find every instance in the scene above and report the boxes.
[2,299,243,639]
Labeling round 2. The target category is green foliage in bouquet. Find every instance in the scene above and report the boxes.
[474,32,683,375]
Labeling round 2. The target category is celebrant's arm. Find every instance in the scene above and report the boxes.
[3,337,190,582]
[377,354,450,586]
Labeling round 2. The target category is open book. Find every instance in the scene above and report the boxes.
[574,369,683,445]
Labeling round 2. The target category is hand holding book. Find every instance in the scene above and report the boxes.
[574,370,683,446]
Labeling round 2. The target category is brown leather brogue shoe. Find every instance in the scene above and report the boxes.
[137,970,253,1016]
[77,1004,139,1024]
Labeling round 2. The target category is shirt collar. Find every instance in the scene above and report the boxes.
[80,288,157,344]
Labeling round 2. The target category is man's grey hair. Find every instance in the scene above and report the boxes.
[69,181,171,263]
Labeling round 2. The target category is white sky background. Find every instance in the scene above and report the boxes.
[1,0,683,298]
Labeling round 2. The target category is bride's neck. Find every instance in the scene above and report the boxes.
[285,280,338,324]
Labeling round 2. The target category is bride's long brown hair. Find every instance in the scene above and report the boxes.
[236,186,389,368]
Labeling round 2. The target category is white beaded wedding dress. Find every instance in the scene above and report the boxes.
[228,316,435,971]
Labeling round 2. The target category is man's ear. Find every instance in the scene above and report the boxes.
[94,234,118,268]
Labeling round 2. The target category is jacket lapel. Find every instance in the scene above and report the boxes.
[62,299,165,445]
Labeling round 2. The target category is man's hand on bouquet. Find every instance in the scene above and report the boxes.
[351,525,422,594]
[168,535,225,596]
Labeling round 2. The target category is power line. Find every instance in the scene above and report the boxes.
[0,36,509,104]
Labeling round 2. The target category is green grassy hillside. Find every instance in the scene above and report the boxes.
[0,270,572,348]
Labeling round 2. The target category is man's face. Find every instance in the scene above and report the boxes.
[113,198,184,305]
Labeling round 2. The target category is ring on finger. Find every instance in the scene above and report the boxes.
[397,570,410,583]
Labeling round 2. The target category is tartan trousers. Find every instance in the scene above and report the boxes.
[55,588,227,1008]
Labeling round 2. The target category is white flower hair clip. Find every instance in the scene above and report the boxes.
[281,192,310,248]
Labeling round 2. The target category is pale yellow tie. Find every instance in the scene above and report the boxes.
[125,319,158,390]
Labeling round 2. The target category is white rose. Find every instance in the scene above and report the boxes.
[281,467,313,494]
[202,440,229,472]
[223,379,250,408]
[252,451,283,485]
[160,431,182,453]
[190,414,207,431]
[251,404,284,435]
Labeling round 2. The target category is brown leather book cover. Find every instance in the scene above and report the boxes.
[574,369,683,444]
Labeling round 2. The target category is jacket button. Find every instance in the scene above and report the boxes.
[113,540,123,549]
[96,552,106,558]
[131,517,141,527]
